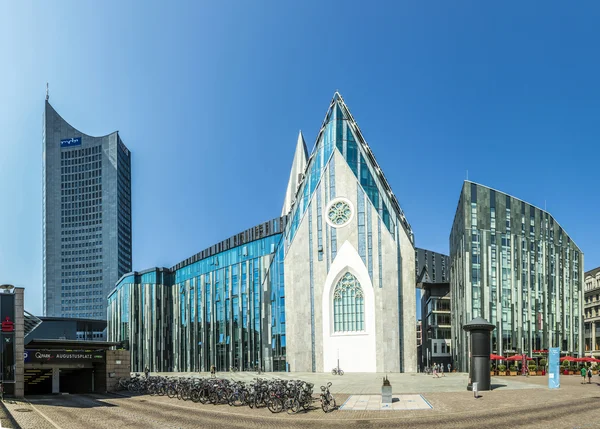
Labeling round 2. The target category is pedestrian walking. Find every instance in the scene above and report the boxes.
[144,366,150,379]
[447,363,451,373]
[581,366,587,384]
[210,364,216,378]
[587,367,592,384]
[440,364,445,377]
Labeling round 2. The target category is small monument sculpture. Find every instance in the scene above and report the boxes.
[381,375,392,404]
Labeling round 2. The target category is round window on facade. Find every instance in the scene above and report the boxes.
[325,197,354,228]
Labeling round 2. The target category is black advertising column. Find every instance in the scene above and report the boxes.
[463,317,495,391]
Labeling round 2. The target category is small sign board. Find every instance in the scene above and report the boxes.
[61,137,82,148]
[548,347,560,389]
[25,350,104,364]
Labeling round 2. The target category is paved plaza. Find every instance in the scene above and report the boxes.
[152,370,543,393]
[3,372,600,428]
[340,394,432,410]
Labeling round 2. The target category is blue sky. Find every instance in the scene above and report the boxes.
[1,2,599,316]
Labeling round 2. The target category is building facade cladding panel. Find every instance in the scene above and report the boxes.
[108,218,285,372]
[449,181,584,372]
[108,93,417,373]
[43,101,132,320]
[583,267,600,356]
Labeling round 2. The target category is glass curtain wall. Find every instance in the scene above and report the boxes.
[109,230,285,373]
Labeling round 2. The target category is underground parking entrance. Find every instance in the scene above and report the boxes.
[24,339,128,395]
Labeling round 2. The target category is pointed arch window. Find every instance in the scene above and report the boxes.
[333,272,365,332]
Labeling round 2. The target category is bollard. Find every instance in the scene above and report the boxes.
[473,382,478,398]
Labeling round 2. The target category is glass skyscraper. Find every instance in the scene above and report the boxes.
[43,98,132,319]
[450,181,583,371]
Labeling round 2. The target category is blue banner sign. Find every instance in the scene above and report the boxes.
[548,347,560,389]
[61,137,81,148]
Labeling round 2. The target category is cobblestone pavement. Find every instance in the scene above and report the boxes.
[5,373,600,428]
[0,399,20,428]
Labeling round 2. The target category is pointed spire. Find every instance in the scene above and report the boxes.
[281,131,309,216]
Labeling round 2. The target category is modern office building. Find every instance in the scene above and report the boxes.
[43,96,132,319]
[416,248,450,284]
[450,181,584,371]
[108,218,285,373]
[419,282,451,370]
[108,92,417,373]
[583,267,600,357]
[416,249,451,371]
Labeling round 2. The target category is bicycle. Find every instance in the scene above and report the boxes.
[229,366,238,373]
[320,382,336,412]
[331,367,344,376]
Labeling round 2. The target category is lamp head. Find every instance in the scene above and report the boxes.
[0,284,14,294]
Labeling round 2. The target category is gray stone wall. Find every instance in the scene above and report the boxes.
[284,150,416,372]
[106,349,131,392]
[15,288,24,398]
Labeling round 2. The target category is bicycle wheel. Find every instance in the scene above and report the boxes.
[288,399,300,414]
[339,370,344,376]
[331,369,336,375]
[327,393,336,410]
[267,398,283,413]
[302,398,311,410]
[167,386,177,398]
[321,398,330,413]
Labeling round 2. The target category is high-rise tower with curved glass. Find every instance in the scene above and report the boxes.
[43,99,132,319]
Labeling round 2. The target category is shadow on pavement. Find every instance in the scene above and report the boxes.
[26,394,118,408]
[491,384,507,390]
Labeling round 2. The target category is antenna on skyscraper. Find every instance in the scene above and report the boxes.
[46,83,49,101]
[466,170,469,181]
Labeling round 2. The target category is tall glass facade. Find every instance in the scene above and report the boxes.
[108,218,285,372]
[450,181,584,371]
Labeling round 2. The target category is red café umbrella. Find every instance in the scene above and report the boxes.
[506,354,533,361]
[490,354,504,360]
[560,356,578,362]
[579,357,600,363]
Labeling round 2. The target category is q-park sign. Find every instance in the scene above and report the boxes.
[60,137,82,148]
[25,350,104,364]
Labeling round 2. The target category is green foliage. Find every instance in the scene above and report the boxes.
[528,364,537,372]
[509,365,517,372]
[539,359,547,367]
[562,361,570,368]
[498,364,507,372]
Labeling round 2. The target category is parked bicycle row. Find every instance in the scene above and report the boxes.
[117,374,336,413]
